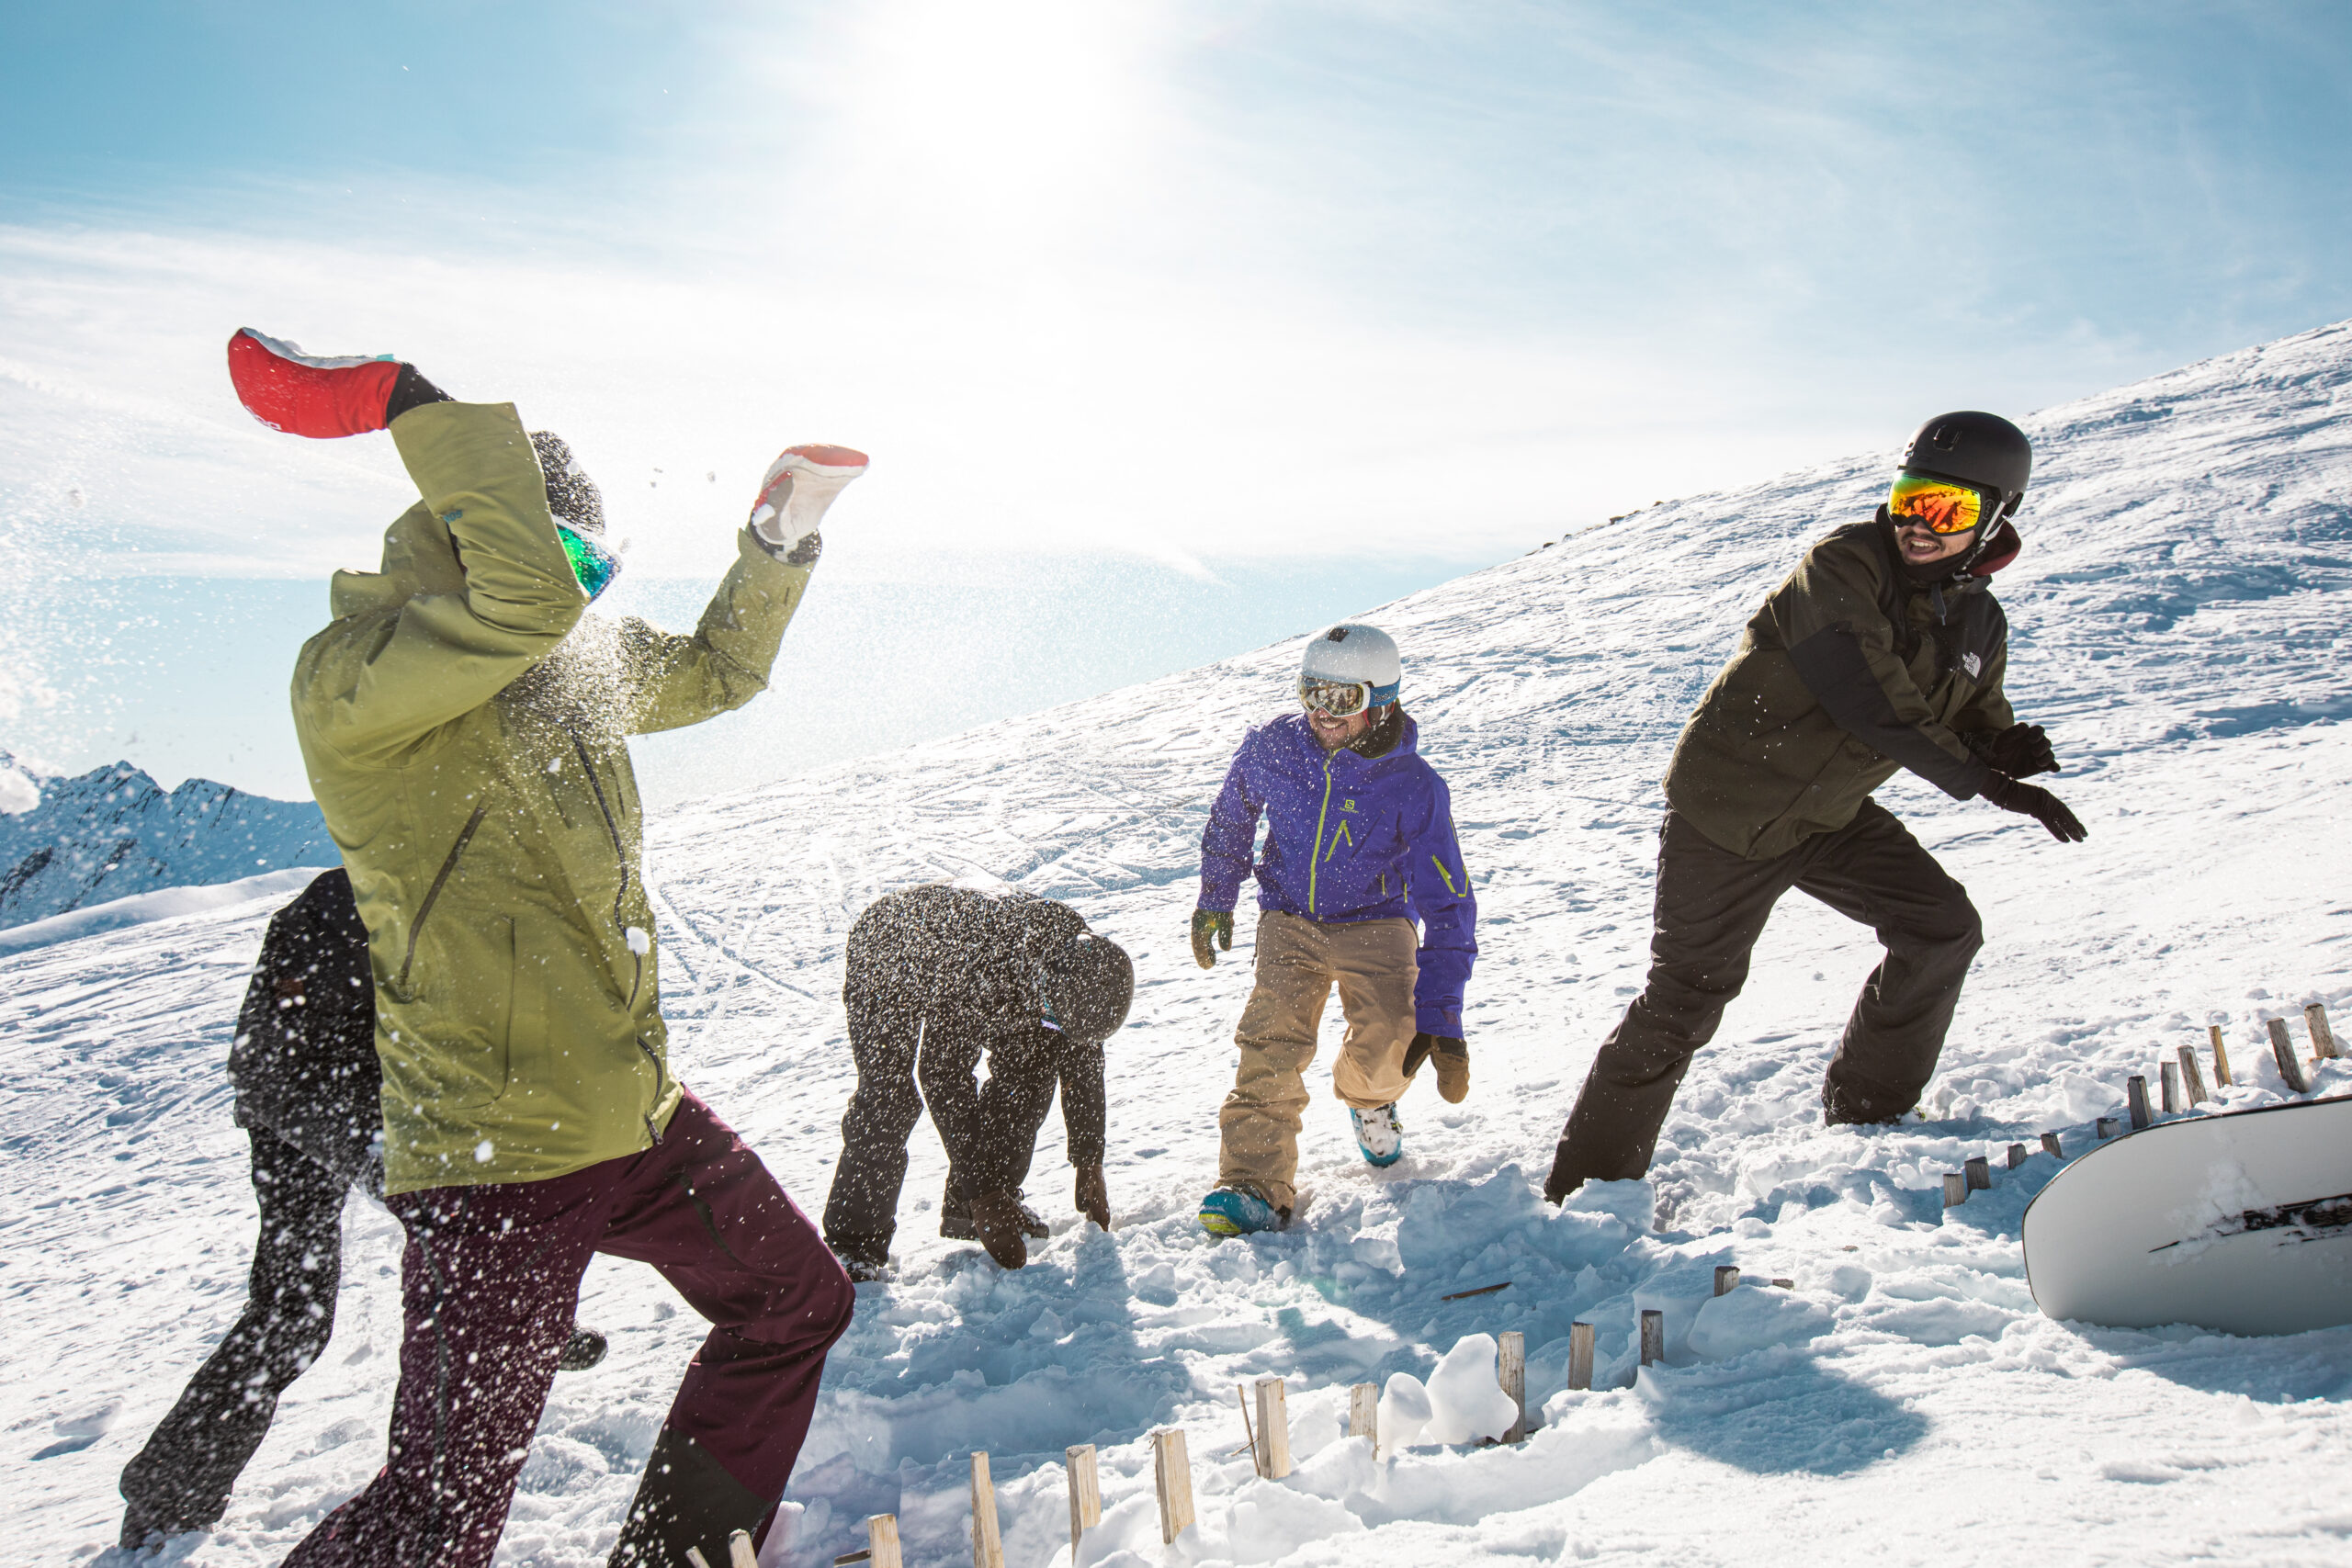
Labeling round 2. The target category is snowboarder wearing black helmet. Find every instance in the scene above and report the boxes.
[822,884,1135,1275]
[1544,412,2086,1202]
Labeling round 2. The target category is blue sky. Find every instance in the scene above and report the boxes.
[2,1,2348,796]
[6,2,2349,567]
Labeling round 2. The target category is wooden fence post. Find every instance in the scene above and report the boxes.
[970,1451,1004,1568]
[1566,1321,1595,1392]
[727,1529,758,1568]
[2041,1132,2064,1159]
[1252,1379,1292,1479]
[2126,1075,2152,1130]
[867,1515,903,1568]
[1498,1329,1526,1443]
[2177,1044,2209,1106]
[1713,1265,1740,1296]
[2160,1059,2181,1114]
[2210,1023,2233,1087]
[1152,1428,1194,1545]
[1066,1444,1101,1557]
[1942,1173,1966,1207]
[1964,1155,1991,1191]
[2096,1117,2119,1140]
[1638,1309,1665,1367]
[1348,1383,1378,1451]
[2007,1143,2027,1169]
[2309,1002,2339,1060]
[2269,1017,2312,1093]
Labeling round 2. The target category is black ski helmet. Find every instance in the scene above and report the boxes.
[1900,412,2032,521]
[1042,931,1134,1043]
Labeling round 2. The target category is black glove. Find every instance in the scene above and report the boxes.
[1977,722,2057,778]
[1403,1032,1437,1077]
[1405,1032,1469,1102]
[1190,909,1233,969]
[1982,773,2086,842]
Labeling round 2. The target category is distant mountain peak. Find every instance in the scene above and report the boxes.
[0,760,334,930]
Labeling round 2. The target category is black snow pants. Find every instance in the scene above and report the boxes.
[119,1125,345,1540]
[821,997,1067,1264]
[1546,801,1983,1200]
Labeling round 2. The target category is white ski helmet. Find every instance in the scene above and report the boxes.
[1299,623,1401,714]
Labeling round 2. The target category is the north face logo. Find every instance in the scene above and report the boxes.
[1962,651,1983,679]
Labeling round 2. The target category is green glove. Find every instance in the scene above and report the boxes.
[1191,908,1233,969]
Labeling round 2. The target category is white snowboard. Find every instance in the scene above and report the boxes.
[2021,1094,2352,1336]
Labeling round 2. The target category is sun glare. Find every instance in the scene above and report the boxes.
[829,0,1160,262]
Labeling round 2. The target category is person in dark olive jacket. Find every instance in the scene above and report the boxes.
[821,883,1134,1276]
[117,869,605,1551]
[1544,412,2086,1202]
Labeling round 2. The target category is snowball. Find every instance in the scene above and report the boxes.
[473,1139,495,1163]
[626,926,650,954]
[1423,1333,1521,1444]
[1376,1371,1432,1450]
[1223,1478,1363,1562]
[1687,1288,1833,1359]
[1824,1263,1872,1302]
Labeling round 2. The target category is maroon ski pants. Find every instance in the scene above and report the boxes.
[281,1090,854,1568]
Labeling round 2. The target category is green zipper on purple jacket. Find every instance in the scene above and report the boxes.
[1307,750,1337,915]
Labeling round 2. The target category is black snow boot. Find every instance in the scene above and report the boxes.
[606,1426,774,1568]
[938,1184,1047,1241]
[828,1233,891,1282]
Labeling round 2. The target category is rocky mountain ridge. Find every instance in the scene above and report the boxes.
[0,752,334,929]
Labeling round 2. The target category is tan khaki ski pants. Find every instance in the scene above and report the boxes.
[1218,911,1418,1212]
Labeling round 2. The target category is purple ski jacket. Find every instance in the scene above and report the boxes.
[1198,711,1477,1035]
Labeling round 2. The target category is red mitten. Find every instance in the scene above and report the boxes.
[227,328,402,438]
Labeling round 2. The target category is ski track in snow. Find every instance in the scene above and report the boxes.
[8,321,2352,1565]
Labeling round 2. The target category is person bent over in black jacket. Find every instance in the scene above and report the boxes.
[1544,412,2086,1205]
[116,869,605,1551]
[822,884,1134,1275]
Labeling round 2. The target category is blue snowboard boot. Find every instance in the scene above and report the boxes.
[1351,1102,1405,1167]
[1199,1185,1282,1237]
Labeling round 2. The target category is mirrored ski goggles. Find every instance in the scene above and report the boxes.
[1888,469,1990,535]
[1299,678,1374,717]
[1299,676,1398,717]
[558,525,621,603]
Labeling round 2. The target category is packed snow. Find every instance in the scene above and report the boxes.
[6,320,2352,1566]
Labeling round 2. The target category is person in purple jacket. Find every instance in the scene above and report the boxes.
[1192,624,1478,1236]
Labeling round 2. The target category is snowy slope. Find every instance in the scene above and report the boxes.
[0,754,334,930]
[7,320,2352,1567]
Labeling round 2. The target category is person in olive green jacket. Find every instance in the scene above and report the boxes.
[1544,412,2086,1204]
[227,329,863,1568]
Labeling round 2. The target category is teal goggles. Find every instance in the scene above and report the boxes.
[557,525,621,603]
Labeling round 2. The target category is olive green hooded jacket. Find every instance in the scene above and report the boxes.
[1664,514,2017,861]
[291,401,814,1194]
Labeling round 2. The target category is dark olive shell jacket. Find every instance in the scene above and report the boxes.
[1664,516,2017,860]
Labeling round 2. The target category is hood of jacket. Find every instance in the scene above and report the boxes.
[329,502,469,621]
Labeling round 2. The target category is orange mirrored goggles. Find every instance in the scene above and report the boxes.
[1888,469,1990,535]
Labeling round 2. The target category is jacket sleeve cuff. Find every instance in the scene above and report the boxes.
[745,523,822,567]
[1196,868,1244,911]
